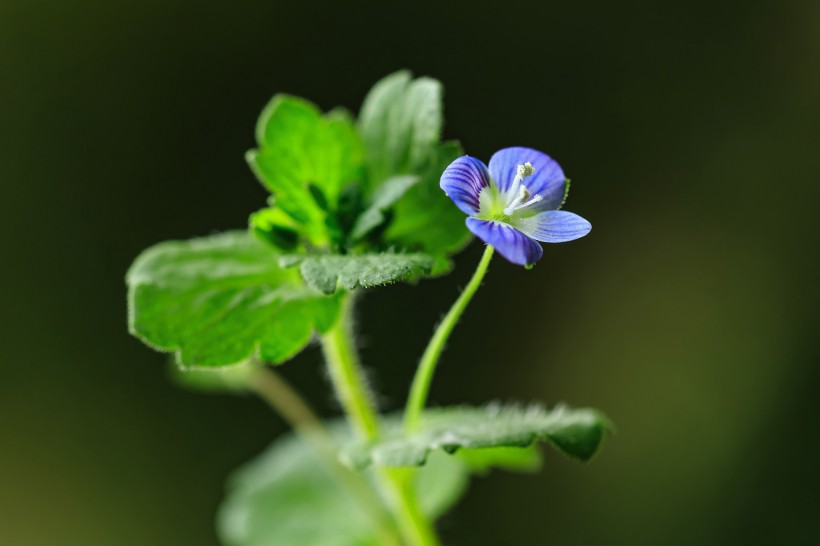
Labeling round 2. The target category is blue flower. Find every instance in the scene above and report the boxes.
[440,147,591,266]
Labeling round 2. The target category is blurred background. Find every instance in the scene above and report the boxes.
[2,0,819,544]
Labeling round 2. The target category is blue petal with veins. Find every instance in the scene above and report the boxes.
[439,147,590,266]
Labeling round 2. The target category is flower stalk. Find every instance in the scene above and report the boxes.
[404,245,495,433]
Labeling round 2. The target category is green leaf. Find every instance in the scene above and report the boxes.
[357,72,473,257]
[414,450,470,519]
[248,95,365,246]
[218,428,380,546]
[358,71,442,184]
[217,423,469,546]
[127,231,340,367]
[384,141,474,256]
[283,253,437,294]
[349,175,419,241]
[249,200,301,251]
[343,404,612,469]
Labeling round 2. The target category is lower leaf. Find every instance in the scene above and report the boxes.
[127,231,340,367]
[343,404,613,469]
[217,423,468,546]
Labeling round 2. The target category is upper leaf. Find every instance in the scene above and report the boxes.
[282,253,437,294]
[343,404,613,468]
[248,96,364,246]
[383,141,474,256]
[349,174,419,241]
[356,73,473,257]
[358,70,442,185]
[127,231,340,367]
[217,422,469,546]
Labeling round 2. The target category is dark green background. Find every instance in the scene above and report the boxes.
[2,0,819,544]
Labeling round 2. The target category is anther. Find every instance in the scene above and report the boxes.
[516,162,535,180]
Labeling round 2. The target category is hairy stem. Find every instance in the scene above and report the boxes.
[404,245,494,432]
[321,294,441,546]
[250,365,324,431]
[321,295,381,440]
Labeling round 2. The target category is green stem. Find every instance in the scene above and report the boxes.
[249,366,401,546]
[321,295,380,441]
[321,294,441,546]
[404,245,495,432]
[250,365,325,432]
[384,469,441,546]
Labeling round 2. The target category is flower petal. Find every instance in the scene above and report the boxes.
[513,210,591,243]
[466,218,543,266]
[488,147,566,210]
[440,156,491,215]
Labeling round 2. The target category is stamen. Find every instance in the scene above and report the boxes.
[516,162,535,180]
[515,185,530,203]
[504,162,536,212]
[504,185,531,216]
[516,194,543,211]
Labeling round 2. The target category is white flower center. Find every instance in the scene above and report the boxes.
[479,162,543,222]
[503,162,538,216]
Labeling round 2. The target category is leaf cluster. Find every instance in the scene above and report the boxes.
[247,71,470,260]
[127,72,471,367]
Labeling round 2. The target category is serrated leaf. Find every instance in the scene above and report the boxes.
[127,231,340,367]
[349,175,419,241]
[248,95,364,246]
[217,422,468,546]
[343,404,612,469]
[384,141,474,256]
[283,253,437,294]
